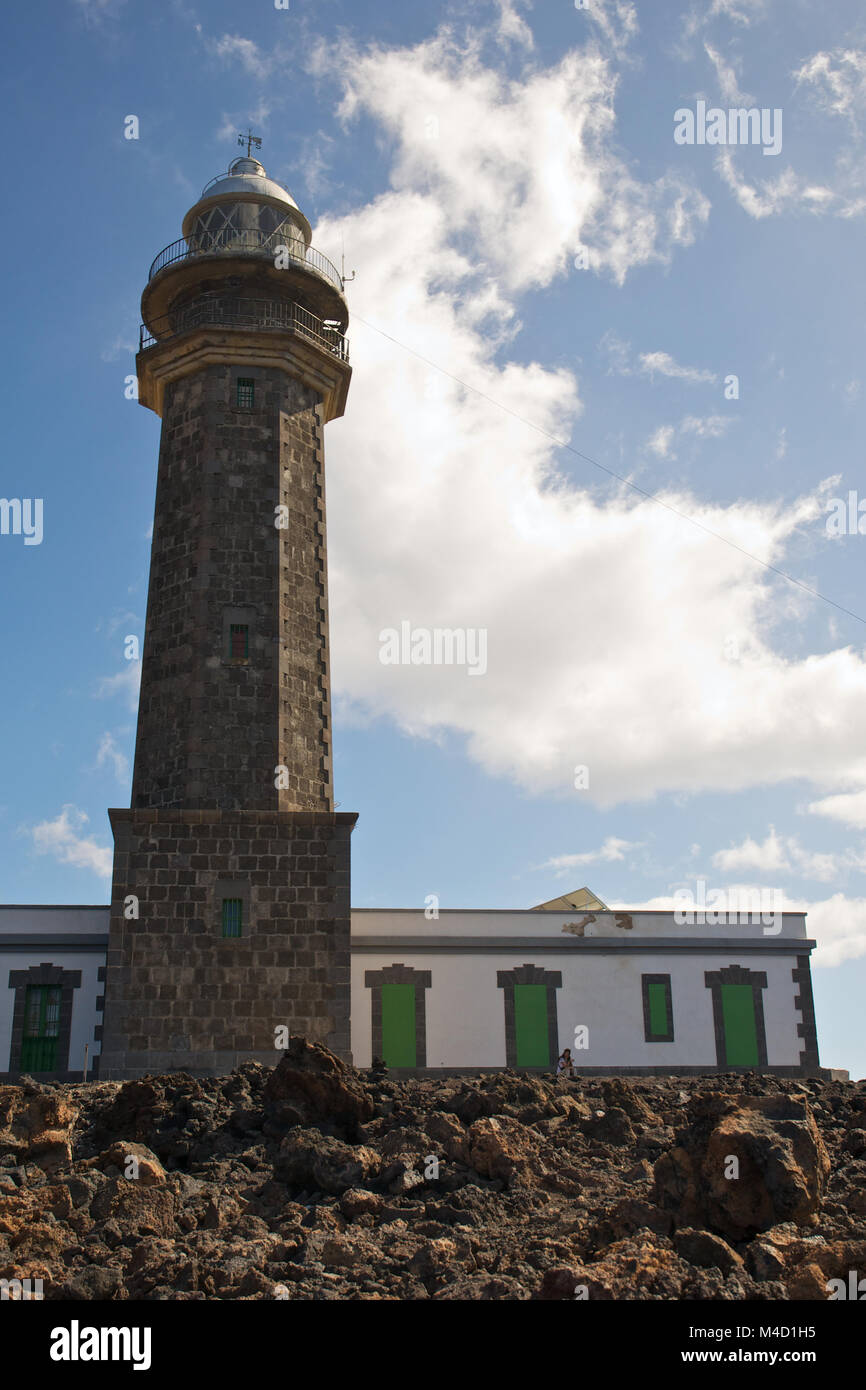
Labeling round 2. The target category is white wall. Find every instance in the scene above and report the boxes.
[0,905,808,1074]
[0,951,105,1073]
[351,948,806,1069]
[0,906,108,1073]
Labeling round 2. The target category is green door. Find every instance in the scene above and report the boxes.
[20,985,61,1072]
[720,984,759,1066]
[381,983,416,1067]
[514,984,549,1066]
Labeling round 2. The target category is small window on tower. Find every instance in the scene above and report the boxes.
[222,898,243,938]
[229,623,249,660]
[236,377,255,409]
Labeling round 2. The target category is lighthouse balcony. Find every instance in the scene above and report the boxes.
[139,293,349,361]
[147,230,344,292]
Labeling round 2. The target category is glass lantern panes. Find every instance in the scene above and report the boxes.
[190,203,301,258]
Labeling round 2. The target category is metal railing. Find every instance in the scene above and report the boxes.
[139,293,349,361]
[147,230,344,291]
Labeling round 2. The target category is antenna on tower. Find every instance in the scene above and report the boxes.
[341,252,356,287]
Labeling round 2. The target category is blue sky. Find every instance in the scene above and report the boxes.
[2,0,866,1075]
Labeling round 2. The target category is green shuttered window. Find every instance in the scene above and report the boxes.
[642,974,674,1042]
[648,983,668,1034]
[222,898,243,938]
[513,983,550,1067]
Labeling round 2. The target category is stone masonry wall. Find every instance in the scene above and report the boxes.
[98,808,356,1078]
[130,363,333,813]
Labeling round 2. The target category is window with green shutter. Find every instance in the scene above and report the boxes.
[222,898,243,938]
[642,974,674,1042]
[236,377,255,409]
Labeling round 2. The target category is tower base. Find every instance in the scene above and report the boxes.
[98,808,356,1080]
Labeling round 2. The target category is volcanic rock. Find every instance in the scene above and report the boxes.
[0,1044,860,1301]
[652,1093,830,1240]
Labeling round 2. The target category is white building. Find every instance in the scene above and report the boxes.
[0,893,827,1079]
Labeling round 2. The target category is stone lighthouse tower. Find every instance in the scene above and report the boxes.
[98,148,356,1078]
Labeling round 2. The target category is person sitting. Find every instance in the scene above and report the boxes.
[556,1047,574,1080]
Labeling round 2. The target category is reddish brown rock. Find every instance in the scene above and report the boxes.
[276,1128,380,1193]
[653,1094,830,1241]
[672,1227,743,1275]
[339,1188,384,1218]
[0,1054,861,1302]
[84,1142,166,1187]
[464,1116,545,1185]
[0,1089,77,1174]
[264,1037,374,1131]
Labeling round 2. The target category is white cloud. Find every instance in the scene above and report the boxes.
[294,26,866,814]
[708,48,866,221]
[73,0,126,25]
[680,414,731,438]
[604,338,717,384]
[716,150,866,222]
[541,837,639,874]
[647,424,677,458]
[29,805,112,879]
[645,413,730,457]
[715,151,841,219]
[94,732,130,786]
[325,323,862,808]
[707,0,769,24]
[712,827,866,883]
[807,789,866,831]
[798,893,866,966]
[704,42,751,105]
[638,351,717,384]
[96,610,140,640]
[95,662,141,713]
[582,0,639,60]
[794,49,866,125]
[100,331,138,364]
[492,0,534,50]
[599,330,633,375]
[322,32,709,291]
[296,131,338,202]
[209,34,275,82]
[677,0,768,55]
[712,827,790,874]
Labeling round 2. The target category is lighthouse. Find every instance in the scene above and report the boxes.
[98,145,357,1078]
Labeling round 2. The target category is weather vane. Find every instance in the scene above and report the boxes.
[238,130,262,158]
